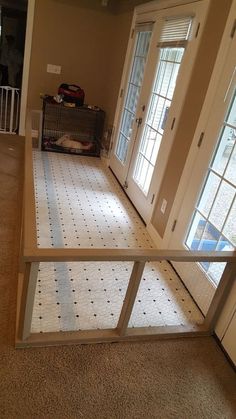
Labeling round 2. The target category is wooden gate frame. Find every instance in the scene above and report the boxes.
[15,114,236,348]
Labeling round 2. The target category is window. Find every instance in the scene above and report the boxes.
[186,90,236,284]
[115,29,152,164]
[133,16,192,195]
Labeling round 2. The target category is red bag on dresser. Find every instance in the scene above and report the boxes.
[58,84,85,106]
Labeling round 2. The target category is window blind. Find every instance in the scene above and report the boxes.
[159,16,193,44]
[135,22,154,33]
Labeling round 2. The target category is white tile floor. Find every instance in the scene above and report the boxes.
[31,151,204,333]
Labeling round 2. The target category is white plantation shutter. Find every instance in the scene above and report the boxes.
[159,16,193,45]
[135,22,154,32]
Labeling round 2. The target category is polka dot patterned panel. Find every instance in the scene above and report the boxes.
[31,151,203,333]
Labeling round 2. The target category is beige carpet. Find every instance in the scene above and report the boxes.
[0,135,235,419]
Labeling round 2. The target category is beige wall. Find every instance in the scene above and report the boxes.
[27,0,232,239]
[102,11,133,126]
[151,0,233,238]
[27,0,132,126]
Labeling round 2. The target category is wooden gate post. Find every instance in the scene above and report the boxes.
[117,261,145,336]
[18,262,39,341]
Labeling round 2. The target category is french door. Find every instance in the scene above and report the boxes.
[110,23,153,187]
[169,33,236,314]
[110,2,208,223]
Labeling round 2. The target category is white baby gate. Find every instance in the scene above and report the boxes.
[0,86,20,134]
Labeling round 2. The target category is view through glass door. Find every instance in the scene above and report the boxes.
[109,24,153,186]
[126,23,190,221]
[186,90,236,282]
[110,5,204,223]
[170,41,236,314]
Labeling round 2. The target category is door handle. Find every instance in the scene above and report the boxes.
[135,117,142,126]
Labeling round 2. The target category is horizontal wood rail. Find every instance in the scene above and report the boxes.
[23,111,37,249]
[16,111,236,348]
[23,247,236,263]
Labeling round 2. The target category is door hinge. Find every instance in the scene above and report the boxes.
[136,117,142,126]
[123,180,128,189]
[120,88,124,98]
[131,28,135,39]
[171,117,176,130]
[197,131,204,148]
[230,19,236,38]
[151,194,155,204]
[195,22,200,38]
[171,219,177,232]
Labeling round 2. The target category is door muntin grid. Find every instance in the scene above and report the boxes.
[115,30,152,164]
[133,46,185,195]
[186,90,236,285]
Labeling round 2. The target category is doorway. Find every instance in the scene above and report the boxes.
[0,1,27,133]
[169,31,236,315]
[110,1,208,224]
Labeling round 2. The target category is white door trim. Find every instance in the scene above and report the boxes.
[19,0,35,136]
[110,0,209,224]
[149,0,236,248]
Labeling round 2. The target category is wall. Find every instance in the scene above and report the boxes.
[27,0,131,126]
[102,11,133,128]
[151,0,233,238]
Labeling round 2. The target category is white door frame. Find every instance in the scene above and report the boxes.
[110,0,209,224]
[125,1,208,223]
[110,0,208,165]
[148,0,236,248]
[19,0,35,136]
[150,0,236,329]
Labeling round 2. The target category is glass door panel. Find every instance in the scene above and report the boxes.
[115,30,152,165]
[133,46,185,195]
[185,91,236,285]
[111,4,206,224]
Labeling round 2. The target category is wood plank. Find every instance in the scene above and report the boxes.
[15,324,210,348]
[117,261,145,335]
[15,273,24,343]
[23,247,236,263]
[24,111,37,249]
[17,262,39,341]
[204,262,236,331]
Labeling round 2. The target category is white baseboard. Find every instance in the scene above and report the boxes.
[146,222,164,249]
[100,155,110,167]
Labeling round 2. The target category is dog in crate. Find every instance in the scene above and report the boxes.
[55,134,93,151]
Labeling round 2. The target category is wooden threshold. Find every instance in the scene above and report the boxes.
[15,324,210,349]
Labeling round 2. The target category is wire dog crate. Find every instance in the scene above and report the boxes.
[42,99,105,157]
